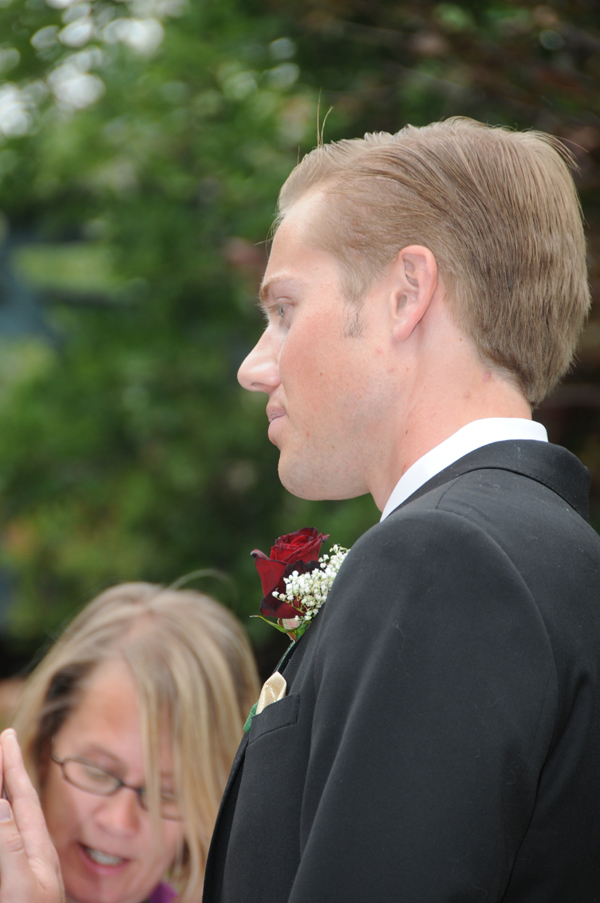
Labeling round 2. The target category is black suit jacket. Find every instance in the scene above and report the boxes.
[204,441,600,902]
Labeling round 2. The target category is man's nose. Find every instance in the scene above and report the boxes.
[237,330,280,393]
[94,787,141,836]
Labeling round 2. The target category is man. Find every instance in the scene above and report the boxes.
[203,118,600,902]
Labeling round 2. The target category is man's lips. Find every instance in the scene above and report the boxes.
[267,406,285,446]
[267,405,285,423]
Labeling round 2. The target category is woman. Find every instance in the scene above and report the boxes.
[8,582,259,903]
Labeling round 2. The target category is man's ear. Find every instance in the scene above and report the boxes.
[388,245,438,342]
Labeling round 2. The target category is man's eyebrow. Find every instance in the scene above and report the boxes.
[258,281,271,308]
[259,277,301,309]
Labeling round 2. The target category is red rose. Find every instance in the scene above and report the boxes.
[267,528,328,563]
[251,528,329,619]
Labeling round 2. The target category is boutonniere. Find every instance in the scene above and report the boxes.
[251,527,349,641]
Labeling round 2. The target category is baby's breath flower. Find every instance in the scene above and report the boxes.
[272,544,349,637]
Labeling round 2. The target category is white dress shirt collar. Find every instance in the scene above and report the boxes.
[380,417,548,521]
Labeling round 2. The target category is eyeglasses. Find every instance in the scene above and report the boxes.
[50,752,183,821]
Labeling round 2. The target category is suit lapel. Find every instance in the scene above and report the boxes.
[204,628,315,899]
[220,733,249,802]
[203,732,249,899]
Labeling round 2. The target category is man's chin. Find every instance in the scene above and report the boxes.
[278,459,364,502]
[278,465,318,500]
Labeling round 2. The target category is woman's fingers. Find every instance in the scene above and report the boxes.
[1,730,51,863]
[0,730,65,903]
[0,794,39,896]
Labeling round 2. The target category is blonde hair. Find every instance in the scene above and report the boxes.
[278,117,590,405]
[11,583,259,903]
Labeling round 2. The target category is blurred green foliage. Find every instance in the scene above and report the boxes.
[0,0,599,667]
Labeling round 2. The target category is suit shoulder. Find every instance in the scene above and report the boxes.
[342,468,600,663]
[380,466,600,553]
[355,481,495,555]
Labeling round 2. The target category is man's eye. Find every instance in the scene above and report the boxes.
[277,304,286,318]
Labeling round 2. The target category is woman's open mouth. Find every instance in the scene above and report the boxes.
[81,844,127,867]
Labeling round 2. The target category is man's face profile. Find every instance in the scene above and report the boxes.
[237,194,397,503]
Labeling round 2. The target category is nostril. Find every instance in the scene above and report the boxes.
[238,357,280,392]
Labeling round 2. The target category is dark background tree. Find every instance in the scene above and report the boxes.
[0,0,598,680]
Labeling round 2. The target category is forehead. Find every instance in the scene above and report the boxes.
[60,659,140,741]
[57,659,174,773]
[260,194,343,306]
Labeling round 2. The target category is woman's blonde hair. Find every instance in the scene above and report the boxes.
[11,583,260,903]
[278,117,590,406]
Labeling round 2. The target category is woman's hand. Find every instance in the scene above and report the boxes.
[0,729,65,903]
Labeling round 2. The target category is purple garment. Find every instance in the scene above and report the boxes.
[148,882,177,903]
